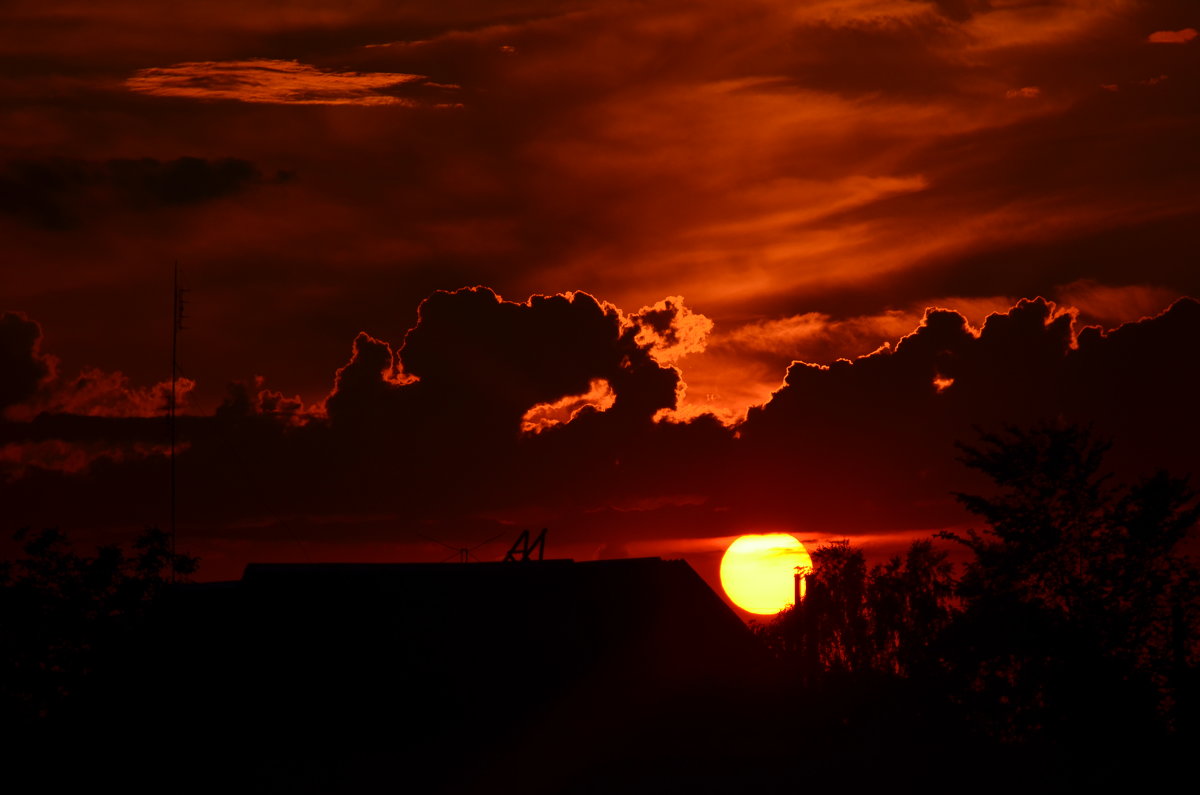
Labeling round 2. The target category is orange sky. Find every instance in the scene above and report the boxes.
[2,0,1198,584]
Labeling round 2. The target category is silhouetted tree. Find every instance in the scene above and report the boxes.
[806,540,871,671]
[939,423,1200,743]
[763,538,957,680]
[866,539,957,675]
[0,527,197,730]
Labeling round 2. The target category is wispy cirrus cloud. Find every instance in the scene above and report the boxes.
[2,0,1196,424]
[1148,28,1197,44]
[1005,86,1042,99]
[125,59,452,106]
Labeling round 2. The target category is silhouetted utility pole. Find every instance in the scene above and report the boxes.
[169,263,188,582]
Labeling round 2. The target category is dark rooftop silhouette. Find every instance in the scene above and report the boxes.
[154,556,768,793]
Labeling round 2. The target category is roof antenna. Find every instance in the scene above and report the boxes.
[504,528,547,562]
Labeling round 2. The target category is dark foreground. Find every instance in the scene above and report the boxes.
[7,558,1197,794]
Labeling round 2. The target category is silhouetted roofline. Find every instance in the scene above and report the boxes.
[240,556,675,580]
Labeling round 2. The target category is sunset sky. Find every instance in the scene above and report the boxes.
[2,0,1197,591]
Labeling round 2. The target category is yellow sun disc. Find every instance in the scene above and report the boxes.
[720,533,812,615]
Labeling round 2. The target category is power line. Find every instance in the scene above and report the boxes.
[419,532,504,563]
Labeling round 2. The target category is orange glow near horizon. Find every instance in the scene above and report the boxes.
[719,533,812,615]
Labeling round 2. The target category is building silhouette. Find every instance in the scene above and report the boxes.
[157,557,767,793]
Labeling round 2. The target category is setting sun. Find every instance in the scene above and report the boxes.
[719,533,812,615]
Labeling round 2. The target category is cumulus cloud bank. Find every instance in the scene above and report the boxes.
[2,289,1196,579]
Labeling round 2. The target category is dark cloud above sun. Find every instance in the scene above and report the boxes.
[0,0,1197,576]
[3,288,1198,581]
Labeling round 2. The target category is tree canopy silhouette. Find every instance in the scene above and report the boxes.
[758,537,957,681]
[940,422,1200,743]
[756,421,1198,765]
[0,527,197,730]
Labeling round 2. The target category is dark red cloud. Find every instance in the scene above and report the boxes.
[734,296,1200,533]
[0,312,55,412]
[1148,28,1197,44]
[4,0,1198,419]
[124,59,452,106]
[325,287,681,437]
[0,309,194,421]
[1,290,1196,584]
[0,288,690,539]
[0,157,276,229]
[2,1,1199,582]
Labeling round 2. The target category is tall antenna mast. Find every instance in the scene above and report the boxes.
[170,262,188,582]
